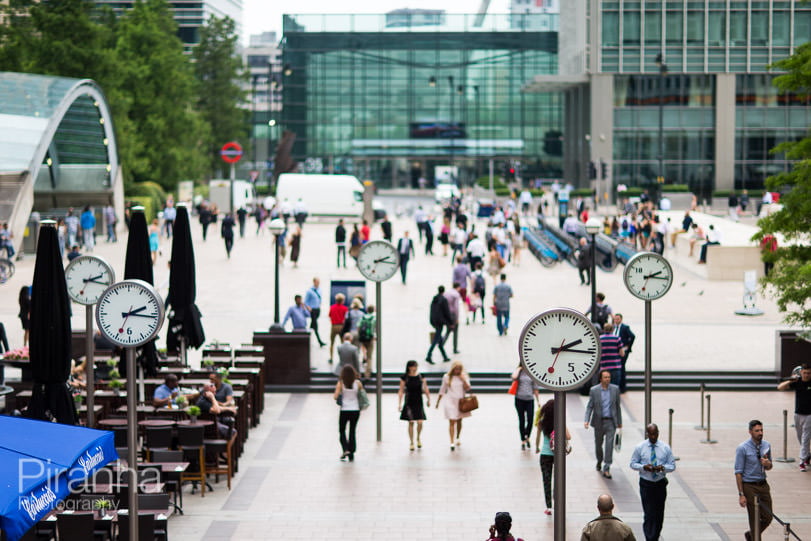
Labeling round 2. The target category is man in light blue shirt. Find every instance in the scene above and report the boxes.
[282,294,310,331]
[303,277,326,347]
[734,420,773,541]
[630,424,676,541]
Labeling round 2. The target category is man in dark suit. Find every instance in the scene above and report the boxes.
[584,370,622,478]
[425,285,451,364]
[397,231,415,284]
[613,313,636,393]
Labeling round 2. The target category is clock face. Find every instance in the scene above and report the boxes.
[65,256,116,305]
[518,308,602,391]
[623,252,674,301]
[357,240,400,282]
[95,279,164,347]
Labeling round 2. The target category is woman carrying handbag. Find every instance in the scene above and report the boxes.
[333,365,367,461]
[510,365,540,450]
[435,361,471,451]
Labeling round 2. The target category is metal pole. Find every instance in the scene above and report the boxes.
[180,337,187,368]
[274,233,280,324]
[375,281,383,442]
[775,409,796,462]
[658,71,664,185]
[590,233,596,330]
[448,76,455,168]
[553,390,566,541]
[252,75,258,167]
[125,347,139,541]
[668,408,680,461]
[701,394,717,444]
[489,159,494,192]
[644,300,652,427]
[753,494,761,541]
[695,383,706,429]
[85,305,95,428]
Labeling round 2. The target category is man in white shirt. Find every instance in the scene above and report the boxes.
[519,189,533,215]
[465,234,487,271]
[698,224,722,264]
[450,224,468,264]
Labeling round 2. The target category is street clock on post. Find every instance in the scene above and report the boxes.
[357,240,400,282]
[65,255,115,306]
[517,308,602,391]
[623,252,674,301]
[95,279,164,348]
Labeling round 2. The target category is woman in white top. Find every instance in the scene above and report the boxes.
[435,361,471,451]
[333,365,364,461]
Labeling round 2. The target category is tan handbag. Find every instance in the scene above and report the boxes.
[458,394,479,413]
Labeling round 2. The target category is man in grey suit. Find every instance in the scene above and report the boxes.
[585,370,623,478]
[335,333,360,375]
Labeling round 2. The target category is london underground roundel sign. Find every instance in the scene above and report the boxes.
[220,141,243,164]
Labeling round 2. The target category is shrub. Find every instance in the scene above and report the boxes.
[127,196,155,221]
[618,187,644,197]
[570,188,595,197]
[661,184,690,193]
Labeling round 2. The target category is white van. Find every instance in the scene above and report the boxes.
[275,173,365,217]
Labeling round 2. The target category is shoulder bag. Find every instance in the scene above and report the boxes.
[358,386,370,410]
[458,393,479,413]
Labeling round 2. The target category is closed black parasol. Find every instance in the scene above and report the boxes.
[25,223,77,425]
[120,209,158,378]
[167,205,205,358]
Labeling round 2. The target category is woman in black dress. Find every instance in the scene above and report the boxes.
[288,225,302,267]
[397,360,431,451]
[18,285,30,346]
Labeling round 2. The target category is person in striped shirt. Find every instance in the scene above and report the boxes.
[599,322,626,387]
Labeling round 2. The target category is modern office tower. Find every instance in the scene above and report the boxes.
[244,32,283,173]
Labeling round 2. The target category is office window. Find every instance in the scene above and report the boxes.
[645,11,661,45]
[603,12,620,45]
[686,11,704,44]
[665,11,683,44]
[795,11,811,44]
[623,11,641,44]
[730,11,747,45]
[707,11,726,46]
[750,11,768,45]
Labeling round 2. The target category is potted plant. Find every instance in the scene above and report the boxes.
[109,379,124,395]
[174,395,187,409]
[94,499,112,518]
[108,368,120,380]
[202,359,215,368]
[217,367,231,384]
[187,405,201,424]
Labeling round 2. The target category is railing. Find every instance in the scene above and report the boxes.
[754,497,802,541]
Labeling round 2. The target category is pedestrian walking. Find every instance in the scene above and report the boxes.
[334,333,360,375]
[599,322,625,386]
[777,363,811,470]
[304,277,327,348]
[148,218,160,265]
[426,285,451,365]
[281,294,310,331]
[576,237,592,285]
[103,204,117,242]
[584,370,622,478]
[333,365,364,462]
[346,298,364,345]
[486,511,524,541]
[221,213,235,258]
[470,262,486,324]
[335,218,347,267]
[64,208,79,248]
[580,494,636,541]
[293,198,308,227]
[396,231,415,284]
[538,398,571,516]
[397,360,430,451]
[199,203,213,241]
[18,285,30,347]
[236,206,248,238]
[0,223,14,260]
[511,365,539,450]
[328,293,349,363]
[735,420,773,541]
[163,199,176,237]
[288,225,302,267]
[630,424,676,541]
[586,292,613,328]
[80,205,96,251]
[424,215,435,255]
[349,224,362,263]
[357,306,375,378]
[435,360,471,451]
[442,282,462,354]
[493,274,513,336]
[381,215,393,242]
[613,314,635,393]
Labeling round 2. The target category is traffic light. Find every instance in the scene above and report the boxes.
[588,161,597,180]
[600,160,608,179]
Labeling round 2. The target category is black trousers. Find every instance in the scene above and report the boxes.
[224,237,233,256]
[310,308,325,345]
[640,478,668,541]
[425,232,434,254]
[578,266,590,284]
[339,410,360,453]
[399,257,410,283]
[514,397,534,441]
[336,245,346,267]
[540,454,554,508]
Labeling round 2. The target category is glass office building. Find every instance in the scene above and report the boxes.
[280,13,562,187]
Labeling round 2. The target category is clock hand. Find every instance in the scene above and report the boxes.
[547,338,566,374]
[119,305,133,334]
[642,270,662,279]
[550,338,583,354]
[82,274,104,283]
[120,306,148,318]
[373,256,390,263]
[552,348,594,354]
[126,313,157,319]
[646,275,669,280]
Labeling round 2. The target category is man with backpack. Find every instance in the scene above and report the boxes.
[586,293,613,328]
[358,306,376,378]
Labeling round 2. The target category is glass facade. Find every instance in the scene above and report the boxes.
[281,13,563,187]
[734,74,810,190]
[613,74,715,193]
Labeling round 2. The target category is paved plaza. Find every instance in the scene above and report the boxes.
[0,198,808,540]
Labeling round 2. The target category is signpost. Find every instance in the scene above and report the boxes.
[220,141,243,182]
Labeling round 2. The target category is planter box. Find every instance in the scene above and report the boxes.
[661,192,694,211]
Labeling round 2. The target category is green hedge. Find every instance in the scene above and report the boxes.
[255,185,271,196]
[619,187,644,196]
[712,189,765,197]
[494,188,512,197]
[476,176,507,190]
[529,189,545,197]
[128,181,167,217]
[570,188,595,196]
[127,196,156,222]
[661,184,691,193]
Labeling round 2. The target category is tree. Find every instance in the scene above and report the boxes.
[753,42,811,328]
[193,15,248,178]
[112,0,209,191]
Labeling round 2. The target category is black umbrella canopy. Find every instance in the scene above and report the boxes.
[120,209,158,377]
[26,224,77,424]
[167,206,205,352]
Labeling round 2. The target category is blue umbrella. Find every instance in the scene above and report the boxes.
[0,415,117,541]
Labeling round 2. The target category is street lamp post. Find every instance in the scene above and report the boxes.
[268,218,285,332]
[655,53,668,197]
[251,74,259,169]
[585,219,602,327]
[448,76,455,168]
[473,85,480,180]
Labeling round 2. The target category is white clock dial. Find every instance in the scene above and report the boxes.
[623,252,674,301]
[518,308,602,391]
[65,255,116,305]
[95,280,164,347]
[357,240,400,282]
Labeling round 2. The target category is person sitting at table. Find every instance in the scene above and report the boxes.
[197,382,237,439]
[153,374,199,408]
[207,371,234,407]
[68,359,87,391]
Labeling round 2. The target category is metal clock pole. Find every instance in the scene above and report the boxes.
[644,300,652,427]
[85,305,96,428]
[375,280,383,442]
[125,346,139,541]
[553,390,566,541]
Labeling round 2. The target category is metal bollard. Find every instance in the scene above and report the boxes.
[668,408,680,460]
[694,383,706,430]
[700,394,717,444]
[753,494,760,541]
[774,409,796,463]
[783,522,790,541]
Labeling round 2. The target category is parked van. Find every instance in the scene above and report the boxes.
[275,173,365,217]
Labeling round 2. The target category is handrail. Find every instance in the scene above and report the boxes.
[755,499,803,541]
